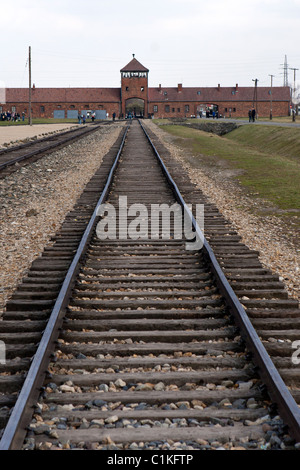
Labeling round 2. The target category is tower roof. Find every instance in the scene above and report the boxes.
[121,56,149,73]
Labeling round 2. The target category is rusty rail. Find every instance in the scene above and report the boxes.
[0,124,102,172]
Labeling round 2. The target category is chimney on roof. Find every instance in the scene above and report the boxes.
[158,84,162,93]
[178,83,183,93]
[32,83,35,90]
[236,83,239,91]
[218,84,221,91]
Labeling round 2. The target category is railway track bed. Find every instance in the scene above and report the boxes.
[0,120,300,451]
[0,123,106,179]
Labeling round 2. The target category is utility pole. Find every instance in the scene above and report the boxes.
[289,67,299,120]
[28,46,32,126]
[269,75,274,120]
[252,78,258,119]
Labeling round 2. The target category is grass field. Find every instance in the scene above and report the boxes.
[153,121,300,222]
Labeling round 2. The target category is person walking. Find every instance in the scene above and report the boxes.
[251,108,256,122]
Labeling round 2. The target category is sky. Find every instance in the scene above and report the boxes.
[1,0,300,91]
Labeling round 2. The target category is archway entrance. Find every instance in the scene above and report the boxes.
[125,98,145,118]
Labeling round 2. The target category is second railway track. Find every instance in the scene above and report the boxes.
[0,123,106,178]
[0,120,300,451]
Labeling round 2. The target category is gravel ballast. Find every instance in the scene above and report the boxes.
[143,120,299,301]
[0,123,125,310]
[0,123,79,148]
[1,119,299,308]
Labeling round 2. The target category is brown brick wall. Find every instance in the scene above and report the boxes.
[0,102,122,119]
[217,101,290,118]
[1,97,290,120]
[150,100,290,119]
[150,102,198,119]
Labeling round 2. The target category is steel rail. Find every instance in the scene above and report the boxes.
[0,124,86,156]
[0,124,129,450]
[0,125,101,172]
[139,119,300,443]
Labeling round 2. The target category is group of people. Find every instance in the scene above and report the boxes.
[77,111,116,123]
[77,112,97,124]
[1,111,25,122]
[77,113,86,124]
[198,110,220,119]
[248,108,256,122]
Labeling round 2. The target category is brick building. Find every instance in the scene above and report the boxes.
[0,56,292,120]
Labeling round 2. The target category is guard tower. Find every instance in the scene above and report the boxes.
[121,55,149,117]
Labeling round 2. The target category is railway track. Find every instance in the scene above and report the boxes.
[0,123,105,178]
[0,119,300,451]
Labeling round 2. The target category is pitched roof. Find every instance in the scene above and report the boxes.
[2,85,291,105]
[148,86,291,103]
[4,88,121,103]
[120,57,149,73]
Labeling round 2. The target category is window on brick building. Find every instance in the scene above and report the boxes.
[165,105,170,113]
[178,108,180,112]
[70,105,75,109]
[153,105,158,113]
[40,106,45,113]
[172,108,175,112]
[141,87,144,92]
[12,106,16,112]
[233,108,236,112]
[185,105,189,113]
[126,87,129,91]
